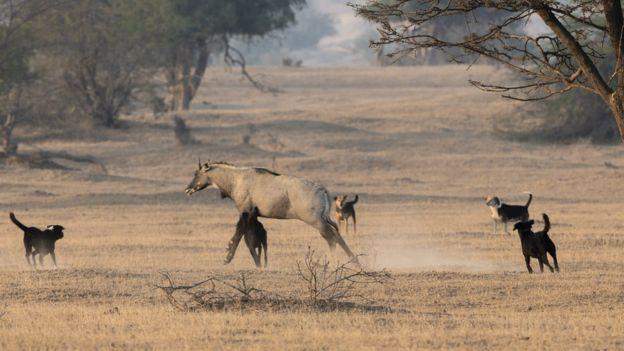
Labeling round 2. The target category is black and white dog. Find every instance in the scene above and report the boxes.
[485,193,532,235]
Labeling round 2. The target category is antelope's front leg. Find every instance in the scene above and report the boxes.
[224,213,246,264]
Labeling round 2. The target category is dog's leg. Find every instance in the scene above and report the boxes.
[248,245,261,268]
[257,245,263,268]
[542,255,554,273]
[550,251,559,272]
[344,218,349,235]
[32,250,40,269]
[352,213,357,236]
[524,256,533,273]
[538,257,544,273]
[24,249,32,267]
[504,221,509,235]
[50,252,58,268]
[493,220,497,234]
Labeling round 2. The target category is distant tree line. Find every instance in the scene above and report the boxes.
[0,0,304,156]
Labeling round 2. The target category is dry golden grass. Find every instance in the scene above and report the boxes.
[1,65,623,350]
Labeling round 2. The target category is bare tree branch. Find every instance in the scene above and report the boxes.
[222,36,281,95]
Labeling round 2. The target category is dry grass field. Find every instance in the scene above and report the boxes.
[1,66,623,350]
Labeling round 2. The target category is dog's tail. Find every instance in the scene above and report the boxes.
[348,194,359,205]
[524,193,533,208]
[542,213,550,233]
[9,212,29,232]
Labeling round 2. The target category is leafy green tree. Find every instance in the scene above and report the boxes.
[162,0,305,111]
[0,0,58,155]
[39,0,172,127]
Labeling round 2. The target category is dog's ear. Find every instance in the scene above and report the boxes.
[333,196,337,201]
[528,220,535,226]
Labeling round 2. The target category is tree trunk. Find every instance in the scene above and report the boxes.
[168,40,210,111]
[181,58,192,110]
[535,3,624,141]
[608,94,624,140]
[600,0,624,142]
[1,113,16,156]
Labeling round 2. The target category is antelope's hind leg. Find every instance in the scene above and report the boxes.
[224,213,247,264]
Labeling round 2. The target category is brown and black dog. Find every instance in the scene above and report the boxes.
[236,207,268,268]
[9,212,65,268]
[513,213,559,274]
[334,194,358,235]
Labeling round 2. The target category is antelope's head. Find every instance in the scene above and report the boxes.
[185,159,214,195]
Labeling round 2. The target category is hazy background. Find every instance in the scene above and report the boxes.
[235,0,378,66]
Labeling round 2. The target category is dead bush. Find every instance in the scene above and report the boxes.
[156,249,391,313]
[156,272,278,312]
[296,248,391,306]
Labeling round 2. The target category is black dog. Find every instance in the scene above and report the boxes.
[9,212,64,268]
[513,213,559,273]
[238,207,268,268]
[224,207,268,268]
[485,193,532,234]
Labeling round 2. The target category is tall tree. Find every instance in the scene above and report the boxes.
[352,1,624,142]
[163,0,305,111]
[39,0,171,127]
[0,0,59,155]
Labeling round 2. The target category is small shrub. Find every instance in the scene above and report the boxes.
[282,57,302,67]
[494,90,618,144]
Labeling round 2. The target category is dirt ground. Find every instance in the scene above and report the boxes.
[1,66,623,350]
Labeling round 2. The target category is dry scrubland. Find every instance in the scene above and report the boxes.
[0,66,623,350]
